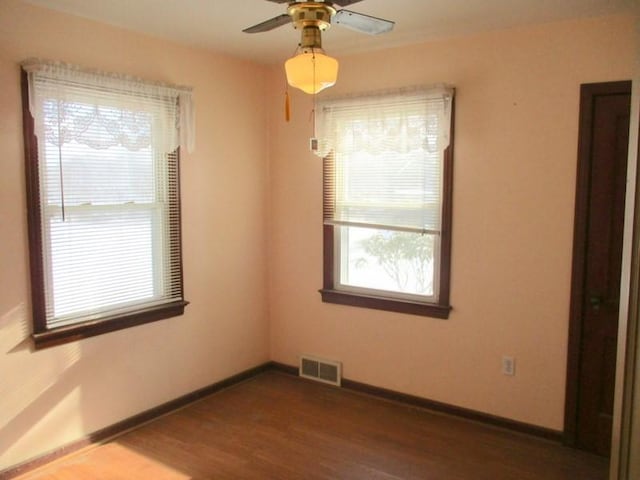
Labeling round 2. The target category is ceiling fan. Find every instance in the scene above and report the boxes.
[243,1,395,95]
[243,0,395,36]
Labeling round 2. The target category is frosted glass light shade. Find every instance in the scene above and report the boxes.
[285,52,338,94]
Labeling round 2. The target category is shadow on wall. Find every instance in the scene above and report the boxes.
[0,304,82,465]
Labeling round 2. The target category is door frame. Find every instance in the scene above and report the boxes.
[610,78,639,480]
[564,80,633,446]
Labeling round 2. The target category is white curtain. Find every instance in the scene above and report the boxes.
[318,85,455,234]
[21,58,195,154]
[21,59,191,328]
[315,84,453,159]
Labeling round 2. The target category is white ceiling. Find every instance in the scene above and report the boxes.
[23,0,637,65]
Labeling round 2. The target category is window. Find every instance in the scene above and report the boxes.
[21,60,194,348]
[318,86,454,318]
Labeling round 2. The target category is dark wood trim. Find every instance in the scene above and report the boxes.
[270,362,563,442]
[32,301,189,350]
[438,96,455,307]
[21,68,47,335]
[269,361,299,376]
[0,362,272,480]
[322,225,334,289]
[319,288,452,318]
[341,378,562,442]
[320,94,455,319]
[564,80,632,446]
[21,68,189,351]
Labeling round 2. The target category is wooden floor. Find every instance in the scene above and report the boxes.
[17,371,608,479]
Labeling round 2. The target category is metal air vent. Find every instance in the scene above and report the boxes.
[299,355,342,386]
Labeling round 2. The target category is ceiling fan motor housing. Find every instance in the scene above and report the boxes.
[287,2,337,31]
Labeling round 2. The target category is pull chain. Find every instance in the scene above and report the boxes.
[284,43,301,123]
[56,99,66,221]
[285,89,291,122]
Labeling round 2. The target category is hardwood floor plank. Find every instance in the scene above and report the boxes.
[16,371,607,479]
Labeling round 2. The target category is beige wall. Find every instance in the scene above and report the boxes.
[0,0,270,471]
[268,14,637,431]
[0,0,637,472]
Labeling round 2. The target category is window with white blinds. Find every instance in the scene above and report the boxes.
[21,60,193,346]
[320,86,453,234]
[318,86,455,317]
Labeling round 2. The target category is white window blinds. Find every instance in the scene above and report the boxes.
[22,59,192,329]
[317,86,454,234]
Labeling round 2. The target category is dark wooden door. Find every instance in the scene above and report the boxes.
[566,81,631,456]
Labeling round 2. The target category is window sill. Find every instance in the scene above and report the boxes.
[319,289,451,319]
[32,300,189,350]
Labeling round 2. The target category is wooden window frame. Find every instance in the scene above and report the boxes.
[319,99,455,319]
[21,69,187,350]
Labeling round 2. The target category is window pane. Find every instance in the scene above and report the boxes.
[47,208,157,324]
[42,100,155,208]
[43,143,155,206]
[334,146,441,230]
[23,62,188,346]
[339,226,437,298]
[40,124,165,326]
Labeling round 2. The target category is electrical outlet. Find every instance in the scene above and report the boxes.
[502,356,516,376]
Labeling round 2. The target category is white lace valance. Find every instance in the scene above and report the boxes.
[319,84,455,233]
[314,84,454,159]
[21,58,195,154]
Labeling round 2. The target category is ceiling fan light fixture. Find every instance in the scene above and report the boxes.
[285,48,339,95]
[243,0,395,98]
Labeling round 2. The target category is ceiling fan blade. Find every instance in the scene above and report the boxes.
[334,9,394,35]
[243,14,292,33]
[333,0,364,6]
